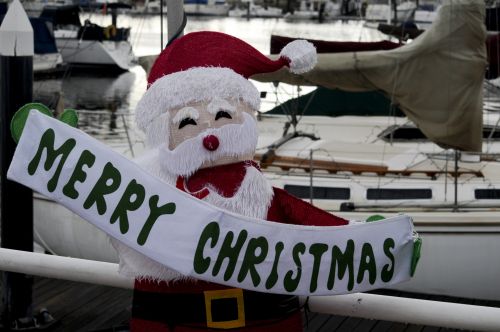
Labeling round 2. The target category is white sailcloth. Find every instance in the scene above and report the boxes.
[253,0,487,152]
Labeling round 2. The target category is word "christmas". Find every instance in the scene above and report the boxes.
[194,221,396,294]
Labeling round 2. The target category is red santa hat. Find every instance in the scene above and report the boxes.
[135,31,317,137]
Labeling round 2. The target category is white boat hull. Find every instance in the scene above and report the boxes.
[341,211,500,301]
[365,2,416,22]
[33,194,500,301]
[33,52,63,73]
[55,38,136,70]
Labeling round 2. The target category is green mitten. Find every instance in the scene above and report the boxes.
[366,214,385,222]
[411,237,422,277]
[10,103,79,144]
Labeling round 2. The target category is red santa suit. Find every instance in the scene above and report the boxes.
[124,160,347,331]
[116,31,347,332]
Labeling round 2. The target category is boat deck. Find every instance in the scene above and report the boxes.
[25,277,500,332]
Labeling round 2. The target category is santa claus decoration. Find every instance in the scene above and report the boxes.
[110,31,349,331]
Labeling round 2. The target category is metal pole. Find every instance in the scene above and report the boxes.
[307,292,500,332]
[454,150,458,211]
[160,0,164,49]
[387,0,392,24]
[309,149,314,204]
[0,0,34,326]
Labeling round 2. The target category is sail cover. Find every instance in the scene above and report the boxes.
[253,0,487,152]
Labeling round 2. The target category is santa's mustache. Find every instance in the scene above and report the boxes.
[159,112,258,177]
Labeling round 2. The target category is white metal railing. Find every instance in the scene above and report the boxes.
[0,248,499,331]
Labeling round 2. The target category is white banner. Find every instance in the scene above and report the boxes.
[8,111,416,295]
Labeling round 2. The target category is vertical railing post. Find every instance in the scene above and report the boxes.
[0,0,34,327]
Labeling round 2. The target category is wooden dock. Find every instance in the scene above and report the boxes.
[19,276,500,332]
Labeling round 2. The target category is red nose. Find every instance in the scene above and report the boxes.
[203,135,219,151]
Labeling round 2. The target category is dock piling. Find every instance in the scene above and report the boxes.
[0,0,35,328]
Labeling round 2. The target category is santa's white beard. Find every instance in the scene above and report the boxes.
[159,112,258,177]
[111,117,275,282]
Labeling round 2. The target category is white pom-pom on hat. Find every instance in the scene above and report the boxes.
[279,40,317,74]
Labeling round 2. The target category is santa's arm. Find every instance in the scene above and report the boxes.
[267,187,348,226]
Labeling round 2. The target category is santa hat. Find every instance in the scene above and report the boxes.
[135,31,317,136]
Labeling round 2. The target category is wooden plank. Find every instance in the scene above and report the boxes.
[371,320,396,332]
[335,316,364,331]
[32,277,132,332]
[30,277,500,332]
[304,313,335,331]
[404,325,424,332]
[255,154,483,178]
[352,318,380,331]
[388,322,409,332]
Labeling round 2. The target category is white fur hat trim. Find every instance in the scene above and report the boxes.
[136,67,260,132]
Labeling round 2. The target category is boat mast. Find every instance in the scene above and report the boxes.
[387,0,391,23]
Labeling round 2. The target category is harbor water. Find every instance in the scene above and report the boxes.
[33,15,392,151]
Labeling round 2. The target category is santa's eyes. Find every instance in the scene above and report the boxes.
[178,117,197,129]
[215,110,232,120]
[177,110,232,128]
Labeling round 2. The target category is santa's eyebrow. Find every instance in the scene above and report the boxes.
[207,99,236,114]
[172,107,199,124]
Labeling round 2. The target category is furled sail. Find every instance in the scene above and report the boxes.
[253,0,487,152]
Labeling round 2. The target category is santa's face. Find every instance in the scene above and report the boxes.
[158,98,258,176]
[168,98,253,150]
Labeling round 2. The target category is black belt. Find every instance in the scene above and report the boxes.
[132,288,299,329]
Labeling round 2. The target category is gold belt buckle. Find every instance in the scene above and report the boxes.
[204,288,245,329]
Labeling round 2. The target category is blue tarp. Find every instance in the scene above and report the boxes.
[31,18,58,54]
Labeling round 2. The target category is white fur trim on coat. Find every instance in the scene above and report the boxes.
[110,157,274,282]
[280,40,317,74]
[135,67,261,133]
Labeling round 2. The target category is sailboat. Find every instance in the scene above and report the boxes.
[252,0,500,300]
[39,4,137,70]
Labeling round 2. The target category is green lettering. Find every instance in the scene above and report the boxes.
[213,230,247,281]
[382,238,395,282]
[83,162,121,215]
[28,128,76,192]
[284,242,305,292]
[265,241,284,290]
[137,195,176,245]
[62,150,95,199]
[327,240,354,291]
[110,179,146,234]
[193,222,220,274]
[237,236,268,287]
[357,243,377,285]
[309,243,328,293]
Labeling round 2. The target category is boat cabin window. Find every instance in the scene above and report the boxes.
[379,125,428,142]
[380,125,500,142]
[475,189,500,199]
[284,185,350,200]
[482,126,500,140]
[367,188,432,200]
